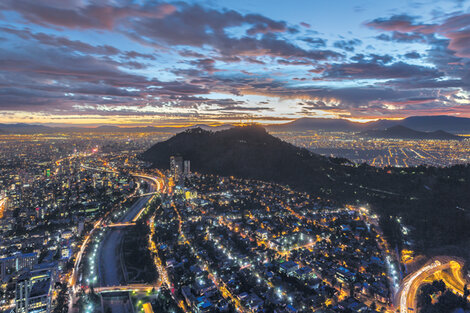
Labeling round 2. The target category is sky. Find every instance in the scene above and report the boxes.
[0,0,469,126]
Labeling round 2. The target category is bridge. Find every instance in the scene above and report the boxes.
[94,283,160,294]
[102,222,136,228]
[133,192,160,197]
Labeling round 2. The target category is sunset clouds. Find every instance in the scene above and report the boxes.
[0,0,469,125]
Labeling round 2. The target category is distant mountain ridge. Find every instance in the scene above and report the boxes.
[267,118,362,132]
[0,115,469,134]
[0,123,233,134]
[361,125,463,140]
[267,115,470,133]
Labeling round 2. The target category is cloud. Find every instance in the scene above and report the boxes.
[124,3,342,62]
[299,37,327,47]
[333,39,362,52]
[404,51,421,59]
[350,53,394,64]
[0,0,176,30]
[0,1,469,121]
[323,61,442,80]
[366,14,436,33]
[1,27,121,55]
[189,58,218,74]
[368,12,470,59]
[122,51,156,60]
[375,31,428,43]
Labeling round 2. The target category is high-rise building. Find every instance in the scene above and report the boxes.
[170,156,183,180]
[0,252,37,282]
[183,160,191,176]
[15,268,52,313]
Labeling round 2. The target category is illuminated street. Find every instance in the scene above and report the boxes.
[396,257,469,313]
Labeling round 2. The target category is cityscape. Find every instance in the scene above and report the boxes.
[1,1,470,313]
[0,128,469,313]
[274,131,470,168]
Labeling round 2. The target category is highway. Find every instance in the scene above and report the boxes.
[0,196,7,219]
[396,256,468,313]
[98,176,156,313]
[68,162,163,313]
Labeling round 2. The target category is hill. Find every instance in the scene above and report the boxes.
[361,125,462,140]
[142,126,470,258]
[141,125,354,190]
[396,115,470,133]
[0,123,54,134]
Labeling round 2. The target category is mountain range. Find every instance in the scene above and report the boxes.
[360,125,463,140]
[266,115,470,133]
[0,115,469,134]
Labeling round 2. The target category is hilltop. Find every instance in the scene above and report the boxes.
[141,125,355,191]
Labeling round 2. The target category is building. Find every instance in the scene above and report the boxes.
[15,268,52,313]
[0,252,37,282]
[170,156,183,180]
[183,160,191,176]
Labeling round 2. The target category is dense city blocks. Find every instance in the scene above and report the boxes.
[0,128,469,313]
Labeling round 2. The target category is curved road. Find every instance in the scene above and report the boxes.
[396,256,468,313]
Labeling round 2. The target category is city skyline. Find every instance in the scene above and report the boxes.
[1,2,470,311]
[1,0,470,126]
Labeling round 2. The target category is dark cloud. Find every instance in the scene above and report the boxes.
[369,12,470,61]
[126,3,291,46]
[375,31,428,43]
[212,34,342,61]
[189,58,218,74]
[178,49,205,58]
[404,51,421,59]
[245,16,290,35]
[333,39,362,52]
[121,3,341,61]
[0,44,214,111]
[366,14,436,33]
[122,51,156,60]
[1,27,121,55]
[323,61,442,80]
[298,100,338,112]
[214,105,272,112]
[350,53,394,64]
[299,37,327,47]
[0,0,176,30]
[277,59,313,65]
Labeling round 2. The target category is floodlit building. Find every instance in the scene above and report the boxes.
[170,156,183,180]
[183,160,191,176]
[0,252,37,282]
[15,268,52,313]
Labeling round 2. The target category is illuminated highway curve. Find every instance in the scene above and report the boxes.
[396,256,468,313]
